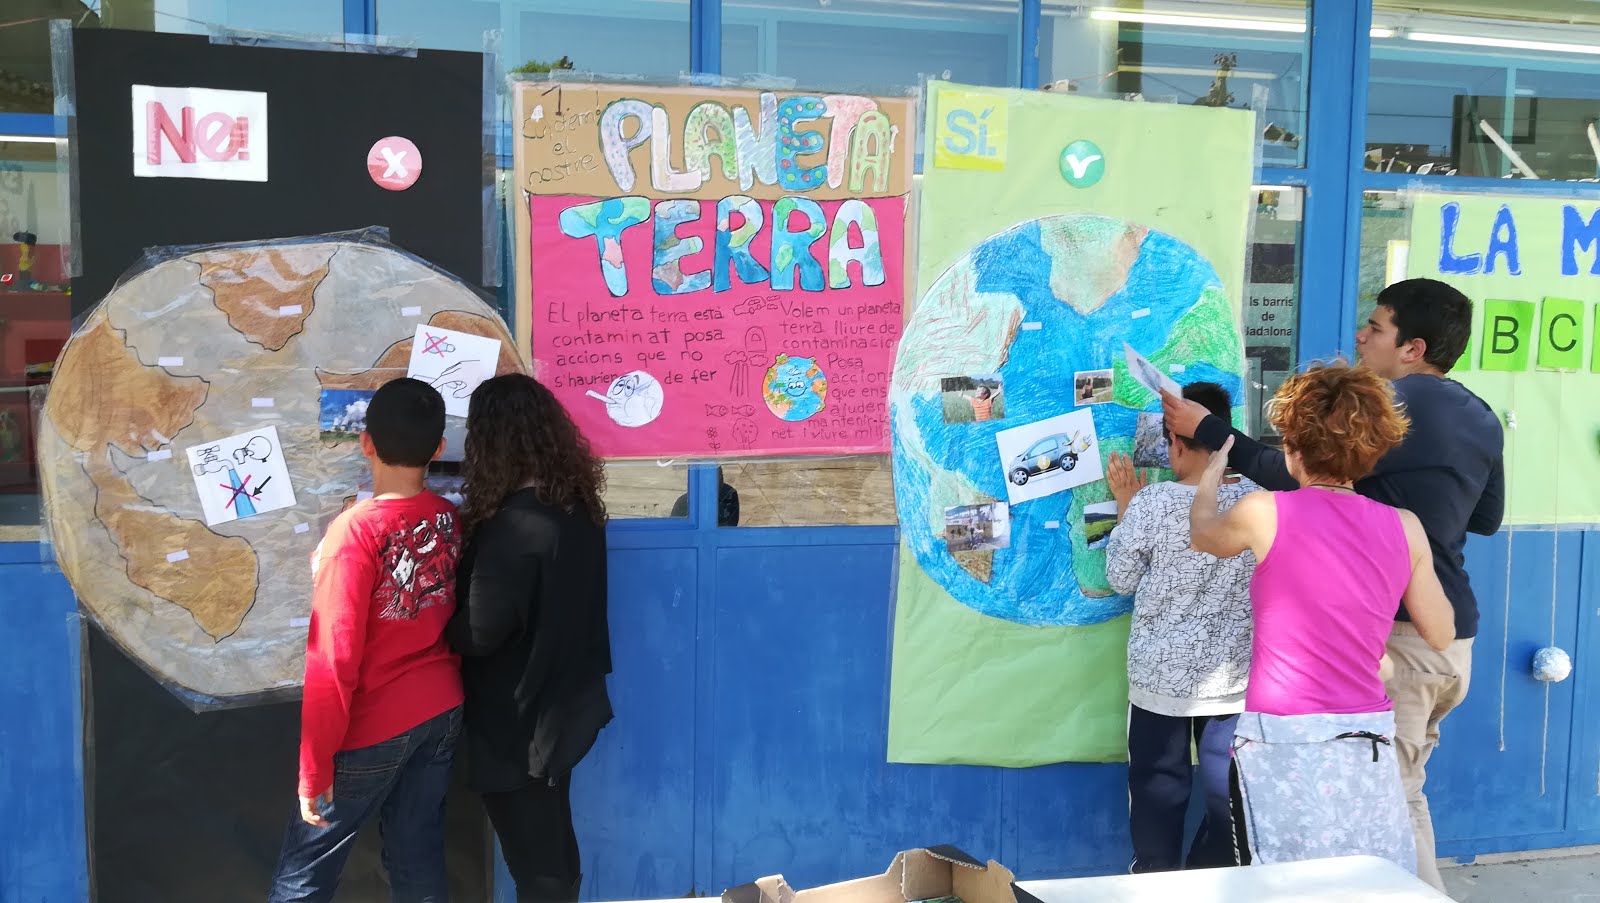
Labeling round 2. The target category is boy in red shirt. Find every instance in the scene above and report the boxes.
[269,377,464,903]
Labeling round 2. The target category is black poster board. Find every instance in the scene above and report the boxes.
[69,27,494,900]
[70,28,489,317]
[86,624,491,902]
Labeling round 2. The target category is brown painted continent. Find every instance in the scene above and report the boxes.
[317,310,523,392]
[199,246,335,352]
[952,548,994,584]
[85,453,259,641]
[45,319,210,455]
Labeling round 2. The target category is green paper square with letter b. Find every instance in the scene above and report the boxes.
[1538,297,1585,370]
[1481,299,1535,371]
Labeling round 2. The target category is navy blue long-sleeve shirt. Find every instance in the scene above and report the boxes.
[1192,373,1505,638]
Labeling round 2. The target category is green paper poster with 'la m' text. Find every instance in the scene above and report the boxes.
[887,83,1254,766]
[1407,194,1600,525]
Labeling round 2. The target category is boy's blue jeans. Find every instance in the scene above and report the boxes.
[1127,705,1248,872]
[268,706,462,903]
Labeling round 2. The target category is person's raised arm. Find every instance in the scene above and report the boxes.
[1190,437,1276,559]
[1161,389,1299,491]
[1398,509,1456,651]
[448,515,539,657]
[1105,462,1154,596]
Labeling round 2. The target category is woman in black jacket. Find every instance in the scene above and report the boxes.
[447,374,612,903]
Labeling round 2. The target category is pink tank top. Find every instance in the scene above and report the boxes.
[1246,489,1412,716]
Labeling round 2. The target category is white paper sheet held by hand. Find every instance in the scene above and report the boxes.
[405,324,502,418]
[1123,341,1182,398]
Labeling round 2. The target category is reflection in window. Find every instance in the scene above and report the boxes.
[1357,191,1407,328]
[721,456,893,527]
[379,0,690,78]
[0,147,71,529]
[721,0,1018,92]
[1368,3,1600,181]
[1039,1,1308,168]
[1243,186,1302,438]
[603,461,690,519]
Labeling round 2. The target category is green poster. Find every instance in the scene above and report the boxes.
[888,83,1254,765]
[1407,194,1600,525]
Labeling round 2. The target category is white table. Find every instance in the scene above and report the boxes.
[1017,856,1453,902]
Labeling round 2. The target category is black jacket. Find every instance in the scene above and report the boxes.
[446,489,612,792]
[1193,373,1504,639]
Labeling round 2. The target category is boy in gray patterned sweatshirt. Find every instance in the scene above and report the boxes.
[1105,382,1258,873]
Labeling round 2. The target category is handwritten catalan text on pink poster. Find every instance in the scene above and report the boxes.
[529,193,904,458]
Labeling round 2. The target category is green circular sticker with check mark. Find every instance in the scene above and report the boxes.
[1060,140,1105,188]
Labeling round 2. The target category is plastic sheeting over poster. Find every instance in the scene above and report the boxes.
[888,82,1255,766]
[37,231,523,708]
[1404,193,1600,525]
[513,81,914,458]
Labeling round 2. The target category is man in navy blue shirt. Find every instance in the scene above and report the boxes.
[1162,278,1504,890]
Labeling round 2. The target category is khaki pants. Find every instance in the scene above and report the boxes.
[1383,622,1474,892]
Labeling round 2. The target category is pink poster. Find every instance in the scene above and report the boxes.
[528,194,905,458]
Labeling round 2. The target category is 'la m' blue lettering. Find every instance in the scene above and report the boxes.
[1437,202,1520,276]
[1562,205,1600,276]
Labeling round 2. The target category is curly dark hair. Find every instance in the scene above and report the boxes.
[1268,362,1409,484]
[459,374,607,536]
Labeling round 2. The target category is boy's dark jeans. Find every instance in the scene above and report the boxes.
[1127,704,1249,872]
[268,706,463,903]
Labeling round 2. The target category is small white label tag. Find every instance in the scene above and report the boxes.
[293,523,311,535]
[289,616,311,628]
[158,356,184,367]
[1131,308,1151,319]
[277,304,304,316]
[167,550,190,563]
[401,306,423,317]
[1020,322,1042,331]
[252,398,274,408]
[147,449,173,461]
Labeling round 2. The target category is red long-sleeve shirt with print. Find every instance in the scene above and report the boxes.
[298,492,465,798]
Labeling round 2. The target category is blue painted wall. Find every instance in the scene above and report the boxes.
[0,544,88,903]
[8,520,1598,902]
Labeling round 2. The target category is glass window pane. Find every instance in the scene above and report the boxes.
[721,0,1019,91]
[0,147,71,533]
[1368,3,1600,181]
[150,1,345,36]
[1244,185,1303,438]
[1040,1,1309,168]
[1357,190,1407,328]
[379,0,691,79]
[603,462,689,519]
[720,457,893,527]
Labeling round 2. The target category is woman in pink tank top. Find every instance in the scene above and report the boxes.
[1189,364,1456,875]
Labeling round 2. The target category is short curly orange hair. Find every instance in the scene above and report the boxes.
[1268,363,1409,484]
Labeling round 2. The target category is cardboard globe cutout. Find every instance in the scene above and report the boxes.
[38,232,523,707]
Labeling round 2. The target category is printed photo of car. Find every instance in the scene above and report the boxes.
[1009,431,1089,486]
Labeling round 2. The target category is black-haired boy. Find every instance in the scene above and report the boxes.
[1106,382,1258,873]
[269,377,464,902]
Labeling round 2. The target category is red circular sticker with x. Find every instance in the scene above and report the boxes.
[368,136,422,191]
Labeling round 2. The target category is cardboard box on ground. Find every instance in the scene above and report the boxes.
[722,847,1037,903]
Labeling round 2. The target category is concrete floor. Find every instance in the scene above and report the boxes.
[1442,848,1600,902]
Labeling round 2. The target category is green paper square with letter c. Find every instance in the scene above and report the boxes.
[1538,297,1585,370]
[1481,299,1536,371]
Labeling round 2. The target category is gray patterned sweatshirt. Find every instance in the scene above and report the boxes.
[1106,478,1260,717]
